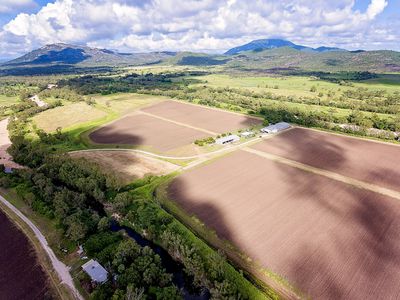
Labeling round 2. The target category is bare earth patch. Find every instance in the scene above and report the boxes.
[141,100,261,133]
[0,118,22,169]
[0,210,52,299]
[70,151,179,184]
[89,113,209,153]
[168,150,400,300]
[252,127,400,192]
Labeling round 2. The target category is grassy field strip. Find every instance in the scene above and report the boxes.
[0,194,83,300]
[138,111,218,135]
[243,147,400,201]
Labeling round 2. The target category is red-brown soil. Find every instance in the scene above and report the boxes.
[168,150,400,300]
[141,100,261,133]
[252,127,400,192]
[0,210,53,300]
[89,114,208,152]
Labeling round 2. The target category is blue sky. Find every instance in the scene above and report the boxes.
[0,0,398,59]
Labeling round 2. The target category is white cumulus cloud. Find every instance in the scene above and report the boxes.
[0,0,37,13]
[0,0,395,59]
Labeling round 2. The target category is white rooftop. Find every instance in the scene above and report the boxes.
[82,259,108,283]
[261,122,291,133]
[215,134,240,144]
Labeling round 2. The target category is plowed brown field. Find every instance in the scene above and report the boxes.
[252,127,400,192]
[0,210,52,300]
[168,150,400,300]
[141,100,261,133]
[89,114,208,152]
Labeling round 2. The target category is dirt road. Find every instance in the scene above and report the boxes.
[0,195,83,300]
[30,95,47,107]
[0,118,22,169]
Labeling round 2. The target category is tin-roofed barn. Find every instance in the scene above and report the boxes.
[82,259,108,283]
[261,122,291,134]
[215,134,240,145]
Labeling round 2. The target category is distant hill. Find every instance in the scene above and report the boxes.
[223,47,400,73]
[2,41,400,75]
[164,52,230,66]
[225,39,344,55]
[3,43,176,68]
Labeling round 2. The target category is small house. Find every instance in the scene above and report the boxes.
[215,134,240,145]
[82,259,108,284]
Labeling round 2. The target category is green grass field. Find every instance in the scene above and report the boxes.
[33,93,167,133]
[0,94,20,106]
[193,73,400,96]
[32,102,108,132]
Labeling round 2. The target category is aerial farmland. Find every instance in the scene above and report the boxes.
[2,2,400,299]
[77,95,400,299]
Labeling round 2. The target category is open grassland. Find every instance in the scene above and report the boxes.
[0,94,19,106]
[33,102,108,132]
[93,93,166,115]
[70,150,179,184]
[252,127,400,192]
[0,209,53,300]
[360,73,400,86]
[32,93,167,134]
[194,73,400,96]
[168,148,400,300]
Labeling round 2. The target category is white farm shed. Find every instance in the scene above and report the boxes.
[82,259,108,283]
[261,122,291,133]
[215,134,240,145]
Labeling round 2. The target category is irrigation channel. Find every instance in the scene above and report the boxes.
[111,222,210,300]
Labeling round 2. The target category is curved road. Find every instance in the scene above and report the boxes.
[0,195,83,300]
[69,134,271,161]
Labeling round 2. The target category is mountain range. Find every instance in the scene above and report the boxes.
[1,39,400,74]
[4,43,176,67]
[224,39,343,55]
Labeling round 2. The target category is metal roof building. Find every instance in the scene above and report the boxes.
[261,122,291,133]
[215,134,240,145]
[82,259,108,283]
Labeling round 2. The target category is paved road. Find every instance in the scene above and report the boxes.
[0,195,83,300]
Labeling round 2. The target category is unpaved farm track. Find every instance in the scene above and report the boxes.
[0,196,83,300]
[252,127,400,192]
[0,209,52,300]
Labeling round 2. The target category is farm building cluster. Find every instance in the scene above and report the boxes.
[215,122,291,145]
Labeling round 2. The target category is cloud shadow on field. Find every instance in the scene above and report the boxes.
[167,177,235,245]
[268,129,400,299]
[89,125,144,145]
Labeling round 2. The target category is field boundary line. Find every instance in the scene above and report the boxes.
[302,126,400,148]
[69,133,277,161]
[138,111,218,135]
[0,195,83,300]
[168,98,264,121]
[243,147,400,201]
